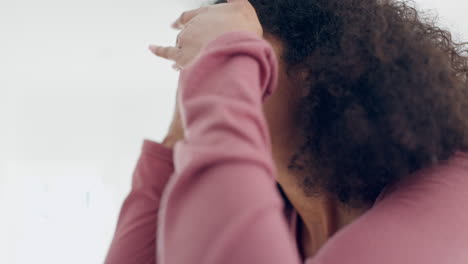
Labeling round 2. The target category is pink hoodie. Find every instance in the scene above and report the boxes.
[105,31,468,264]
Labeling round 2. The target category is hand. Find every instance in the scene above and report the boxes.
[149,0,262,70]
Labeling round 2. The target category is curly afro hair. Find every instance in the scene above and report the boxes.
[213,0,468,207]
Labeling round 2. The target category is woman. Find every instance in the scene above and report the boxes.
[105,0,468,263]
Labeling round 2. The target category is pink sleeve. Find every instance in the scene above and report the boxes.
[156,31,303,264]
[308,152,468,264]
[105,140,174,264]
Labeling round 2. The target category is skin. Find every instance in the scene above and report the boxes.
[156,2,370,259]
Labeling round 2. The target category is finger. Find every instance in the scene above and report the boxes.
[172,63,182,71]
[171,7,207,29]
[148,45,179,61]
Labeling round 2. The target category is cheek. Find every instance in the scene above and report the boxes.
[262,87,285,136]
[262,79,305,159]
[262,75,299,136]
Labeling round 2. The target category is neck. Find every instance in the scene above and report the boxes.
[295,195,369,259]
[276,165,370,260]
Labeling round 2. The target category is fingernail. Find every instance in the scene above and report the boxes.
[148,45,159,53]
[172,21,184,30]
[172,64,181,71]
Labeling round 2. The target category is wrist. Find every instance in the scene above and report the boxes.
[161,135,180,149]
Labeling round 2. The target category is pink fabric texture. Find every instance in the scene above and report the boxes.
[105,31,468,264]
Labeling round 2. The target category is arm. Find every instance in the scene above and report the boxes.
[156,31,302,264]
[105,140,173,264]
[154,30,468,264]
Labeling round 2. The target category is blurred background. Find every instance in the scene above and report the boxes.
[0,0,466,263]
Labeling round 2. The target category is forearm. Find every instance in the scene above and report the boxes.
[156,31,302,264]
[105,140,173,264]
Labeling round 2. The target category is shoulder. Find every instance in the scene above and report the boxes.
[313,152,468,264]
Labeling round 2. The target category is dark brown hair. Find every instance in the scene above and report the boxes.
[213,0,468,207]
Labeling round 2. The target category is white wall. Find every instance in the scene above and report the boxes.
[0,0,196,263]
[0,0,466,263]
